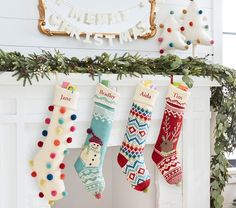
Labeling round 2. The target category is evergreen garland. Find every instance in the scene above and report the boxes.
[0,49,236,208]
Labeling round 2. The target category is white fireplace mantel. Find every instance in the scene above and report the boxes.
[0,72,219,208]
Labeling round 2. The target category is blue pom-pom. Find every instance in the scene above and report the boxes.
[47,174,53,181]
[186,40,191,45]
[169,42,174,47]
[42,130,48,137]
[71,114,77,121]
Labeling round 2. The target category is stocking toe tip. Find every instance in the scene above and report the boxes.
[134,179,150,192]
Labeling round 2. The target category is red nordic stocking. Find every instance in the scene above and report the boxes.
[152,83,190,184]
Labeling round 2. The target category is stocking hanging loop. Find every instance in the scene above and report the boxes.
[170,75,174,84]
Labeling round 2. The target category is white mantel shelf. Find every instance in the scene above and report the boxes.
[0,72,219,208]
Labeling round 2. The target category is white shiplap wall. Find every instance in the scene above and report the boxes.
[0,0,221,62]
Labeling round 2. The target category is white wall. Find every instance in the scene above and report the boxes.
[0,0,221,62]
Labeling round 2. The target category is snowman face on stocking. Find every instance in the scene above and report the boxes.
[90,142,102,152]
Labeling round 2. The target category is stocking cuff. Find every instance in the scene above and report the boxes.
[53,85,79,110]
[94,83,120,109]
[166,84,190,108]
[133,83,158,107]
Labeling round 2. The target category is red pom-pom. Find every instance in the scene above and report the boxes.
[87,128,93,134]
[39,192,44,198]
[189,21,193,27]
[60,107,66,114]
[180,26,185,31]
[60,174,65,180]
[48,105,54,112]
[31,171,37,177]
[45,118,51,124]
[54,139,61,146]
[59,163,65,169]
[210,40,214,45]
[37,141,44,148]
[167,28,172,33]
[160,49,164,54]
[67,137,72,143]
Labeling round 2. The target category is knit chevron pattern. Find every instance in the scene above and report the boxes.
[117,103,152,191]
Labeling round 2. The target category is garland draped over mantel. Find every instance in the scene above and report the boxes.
[0,49,235,208]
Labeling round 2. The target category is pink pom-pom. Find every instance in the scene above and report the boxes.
[95,193,101,199]
[87,128,93,134]
[70,126,76,132]
[45,118,51,124]
[51,190,57,197]
[210,40,215,45]
[158,37,163,43]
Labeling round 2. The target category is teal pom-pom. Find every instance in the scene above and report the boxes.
[46,163,52,169]
[58,118,64,124]
[62,191,68,197]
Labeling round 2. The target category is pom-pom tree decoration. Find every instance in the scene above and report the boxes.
[181,0,214,56]
[158,11,189,54]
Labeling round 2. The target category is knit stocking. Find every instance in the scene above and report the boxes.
[30,83,79,204]
[152,83,190,184]
[117,82,158,192]
[74,82,120,199]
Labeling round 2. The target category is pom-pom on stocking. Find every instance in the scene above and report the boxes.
[30,83,79,204]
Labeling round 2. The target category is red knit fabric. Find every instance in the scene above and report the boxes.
[152,86,188,184]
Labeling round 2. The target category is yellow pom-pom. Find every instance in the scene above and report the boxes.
[143,80,153,87]
[40,179,46,186]
[49,201,55,206]
[29,160,34,167]
[143,188,149,193]
[56,127,63,136]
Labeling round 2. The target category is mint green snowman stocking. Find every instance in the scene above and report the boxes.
[74,81,120,199]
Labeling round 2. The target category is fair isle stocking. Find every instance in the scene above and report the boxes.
[30,84,79,205]
[117,82,158,192]
[152,83,190,184]
[74,82,120,199]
